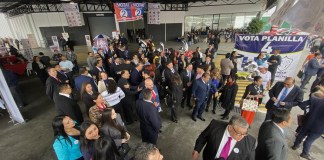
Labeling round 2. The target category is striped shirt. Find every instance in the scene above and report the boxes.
[101,87,125,106]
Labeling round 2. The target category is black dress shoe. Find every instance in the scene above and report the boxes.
[291,144,300,150]
[174,119,178,123]
[300,153,314,160]
[220,113,225,116]
[198,117,206,121]
[212,110,216,114]
[192,117,197,122]
[205,109,209,112]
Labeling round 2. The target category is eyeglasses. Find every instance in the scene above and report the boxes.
[231,126,248,137]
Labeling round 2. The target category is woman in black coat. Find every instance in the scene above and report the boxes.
[169,73,183,123]
[219,75,238,120]
[81,82,95,117]
[32,56,48,85]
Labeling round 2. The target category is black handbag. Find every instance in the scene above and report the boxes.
[297,70,304,79]
[118,143,131,158]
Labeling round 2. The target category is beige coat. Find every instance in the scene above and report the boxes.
[220,58,234,75]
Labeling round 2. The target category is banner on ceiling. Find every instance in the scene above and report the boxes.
[114,3,133,22]
[234,34,308,81]
[63,3,83,27]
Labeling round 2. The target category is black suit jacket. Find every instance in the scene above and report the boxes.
[163,67,175,87]
[130,68,142,86]
[194,120,256,160]
[202,61,215,71]
[56,71,69,83]
[180,70,194,89]
[46,76,61,101]
[265,82,303,110]
[54,94,84,124]
[136,100,161,144]
[255,121,287,160]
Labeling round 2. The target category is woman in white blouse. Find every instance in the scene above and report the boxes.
[101,79,125,120]
[258,65,271,90]
[97,71,114,93]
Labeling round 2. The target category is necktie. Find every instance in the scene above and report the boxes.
[151,90,156,100]
[219,137,232,159]
[277,88,288,107]
[188,71,191,81]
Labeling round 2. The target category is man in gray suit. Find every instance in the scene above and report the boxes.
[255,108,292,160]
[300,52,324,89]
[220,53,234,82]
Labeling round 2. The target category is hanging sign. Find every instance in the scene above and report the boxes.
[131,3,145,20]
[114,3,133,22]
[63,3,83,27]
[85,35,91,46]
[235,34,308,81]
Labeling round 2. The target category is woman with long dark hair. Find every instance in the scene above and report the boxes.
[80,121,100,160]
[100,108,130,148]
[241,76,264,125]
[32,55,48,85]
[93,136,121,160]
[219,75,238,120]
[89,92,109,127]
[101,79,125,120]
[81,82,95,117]
[52,115,83,160]
[169,73,183,123]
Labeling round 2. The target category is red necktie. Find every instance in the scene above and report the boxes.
[151,90,156,100]
[219,137,232,159]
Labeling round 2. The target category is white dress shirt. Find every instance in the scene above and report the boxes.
[215,127,237,158]
[59,93,71,99]
[274,85,294,106]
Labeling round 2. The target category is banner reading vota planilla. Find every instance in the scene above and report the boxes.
[114,3,133,22]
[234,34,308,81]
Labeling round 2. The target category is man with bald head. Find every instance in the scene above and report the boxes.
[138,78,161,112]
[265,77,303,120]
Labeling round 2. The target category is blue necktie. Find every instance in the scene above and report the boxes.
[277,88,288,107]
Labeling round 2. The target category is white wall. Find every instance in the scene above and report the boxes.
[0,13,14,38]
[160,11,186,35]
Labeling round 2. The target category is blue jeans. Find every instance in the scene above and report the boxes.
[192,100,207,118]
[300,73,313,89]
[294,129,322,154]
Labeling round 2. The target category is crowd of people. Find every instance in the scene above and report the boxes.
[12,31,321,160]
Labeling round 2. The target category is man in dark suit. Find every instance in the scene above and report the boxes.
[46,67,61,101]
[97,48,108,71]
[54,64,69,84]
[163,61,176,88]
[54,83,84,124]
[139,78,161,112]
[181,63,195,108]
[265,77,303,120]
[91,59,105,81]
[202,55,215,71]
[118,70,141,124]
[191,73,211,121]
[130,62,144,86]
[256,108,292,160]
[74,67,98,92]
[136,88,161,145]
[193,115,256,160]
[292,89,324,159]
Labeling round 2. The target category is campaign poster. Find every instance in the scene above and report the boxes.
[234,35,308,81]
[114,3,133,22]
[52,36,59,46]
[131,3,145,20]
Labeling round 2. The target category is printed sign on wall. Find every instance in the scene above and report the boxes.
[148,3,160,24]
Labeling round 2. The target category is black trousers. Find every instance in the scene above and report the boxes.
[121,98,135,123]
[206,92,218,111]
[182,87,192,106]
[268,66,278,85]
